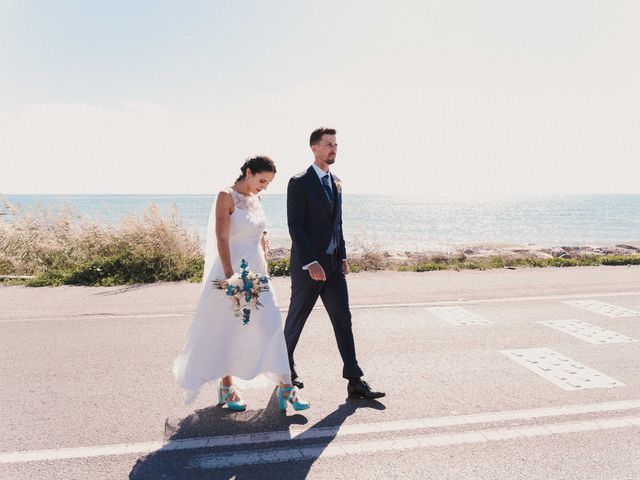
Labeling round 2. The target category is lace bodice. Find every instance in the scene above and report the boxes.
[230,188,261,213]
[229,188,267,241]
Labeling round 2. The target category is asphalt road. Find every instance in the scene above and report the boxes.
[1,266,639,479]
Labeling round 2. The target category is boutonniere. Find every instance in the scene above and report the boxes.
[334,180,343,193]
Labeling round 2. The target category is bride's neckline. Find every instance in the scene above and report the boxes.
[230,186,254,197]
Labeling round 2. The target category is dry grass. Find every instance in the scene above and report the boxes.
[0,199,203,286]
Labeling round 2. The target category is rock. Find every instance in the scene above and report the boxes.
[616,244,639,251]
[551,249,573,259]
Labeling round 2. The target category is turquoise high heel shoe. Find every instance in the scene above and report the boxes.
[276,386,310,412]
[218,383,247,411]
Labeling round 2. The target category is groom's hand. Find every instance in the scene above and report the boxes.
[342,260,350,275]
[308,262,326,281]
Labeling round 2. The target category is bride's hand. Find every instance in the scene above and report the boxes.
[261,232,270,256]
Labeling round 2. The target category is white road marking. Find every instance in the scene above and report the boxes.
[425,306,492,325]
[501,347,625,390]
[3,291,640,323]
[540,319,639,344]
[351,291,640,310]
[563,299,640,317]
[2,399,640,464]
[0,442,165,465]
[0,313,192,324]
[189,415,640,469]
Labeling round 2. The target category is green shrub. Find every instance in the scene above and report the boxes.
[25,251,205,287]
[348,262,366,273]
[268,258,290,277]
[546,257,578,267]
[458,261,482,270]
[485,256,506,269]
[600,255,640,266]
[413,263,448,272]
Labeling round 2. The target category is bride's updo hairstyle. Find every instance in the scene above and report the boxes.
[235,156,276,183]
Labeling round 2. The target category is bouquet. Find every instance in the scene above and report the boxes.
[213,259,270,325]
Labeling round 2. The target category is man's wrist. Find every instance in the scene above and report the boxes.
[302,261,318,270]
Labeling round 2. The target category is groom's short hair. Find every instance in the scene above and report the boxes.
[309,127,336,146]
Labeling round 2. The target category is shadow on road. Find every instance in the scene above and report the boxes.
[129,389,385,479]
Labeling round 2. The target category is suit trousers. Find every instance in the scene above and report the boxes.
[284,252,364,380]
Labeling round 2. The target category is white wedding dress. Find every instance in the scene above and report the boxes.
[172,188,291,404]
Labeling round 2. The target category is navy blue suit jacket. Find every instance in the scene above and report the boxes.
[287,166,346,270]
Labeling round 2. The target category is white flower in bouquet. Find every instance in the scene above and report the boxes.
[213,259,269,325]
[229,275,245,289]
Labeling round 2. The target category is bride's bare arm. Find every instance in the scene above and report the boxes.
[215,191,235,278]
[260,231,269,257]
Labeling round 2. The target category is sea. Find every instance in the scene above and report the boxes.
[3,194,640,253]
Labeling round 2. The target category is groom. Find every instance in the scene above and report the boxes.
[284,127,385,400]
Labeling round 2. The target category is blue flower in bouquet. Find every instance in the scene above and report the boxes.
[213,259,270,325]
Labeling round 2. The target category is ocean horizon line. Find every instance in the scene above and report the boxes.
[4,192,640,199]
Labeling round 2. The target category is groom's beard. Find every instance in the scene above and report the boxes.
[325,156,336,165]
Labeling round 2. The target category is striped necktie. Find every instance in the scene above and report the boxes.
[322,174,337,254]
[322,174,332,205]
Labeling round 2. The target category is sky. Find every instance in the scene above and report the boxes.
[1,0,639,196]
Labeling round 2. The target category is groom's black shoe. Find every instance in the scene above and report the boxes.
[291,374,304,389]
[347,379,385,399]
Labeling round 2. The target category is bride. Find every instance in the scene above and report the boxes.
[172,156,309,412]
